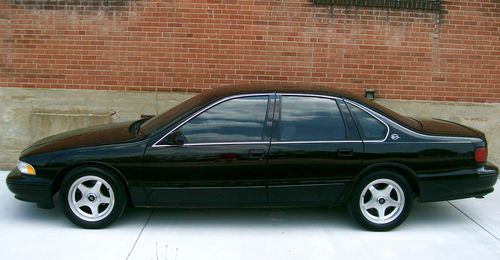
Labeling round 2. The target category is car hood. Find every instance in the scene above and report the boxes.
[415,118,485,139]
[21,121,140,158]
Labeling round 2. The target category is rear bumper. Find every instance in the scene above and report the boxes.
[418,162,498,202]
[6,168,54,209]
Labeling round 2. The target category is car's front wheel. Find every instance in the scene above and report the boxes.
[60,166,127,229]
[348,171,412,231]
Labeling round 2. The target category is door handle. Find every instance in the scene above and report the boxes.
[249,149,265,160]
[337,148,353,157]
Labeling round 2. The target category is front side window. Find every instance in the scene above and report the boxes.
[277,96,346,141]
[347,103,388,140]
[179,96,269,143]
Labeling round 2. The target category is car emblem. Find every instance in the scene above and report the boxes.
[390,134,400,140]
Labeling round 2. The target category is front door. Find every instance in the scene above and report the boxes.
[142,94,274,207]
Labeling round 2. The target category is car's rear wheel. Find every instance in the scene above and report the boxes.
[60,166,126,229]
[348,171,412,231]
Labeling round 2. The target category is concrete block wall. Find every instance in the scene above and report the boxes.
[0,88,192,169]
[0,88,498,169]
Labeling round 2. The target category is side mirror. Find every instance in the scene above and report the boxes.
[167,131,187,146]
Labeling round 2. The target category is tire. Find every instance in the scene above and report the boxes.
[60,166,127,229]
[348,171,412,231]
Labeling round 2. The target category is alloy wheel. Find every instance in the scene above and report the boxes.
[67,175,115,222]
[359,178,405,225]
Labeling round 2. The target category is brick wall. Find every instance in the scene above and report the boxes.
[0,0,498,102]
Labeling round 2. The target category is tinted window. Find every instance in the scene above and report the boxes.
[347,103,387,140]
[179,96,268,143]
[278,96,346,141]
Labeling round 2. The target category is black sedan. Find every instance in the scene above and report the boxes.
[6,84,498,231]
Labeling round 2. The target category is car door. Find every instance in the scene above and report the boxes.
[266,94,363,206]
[142,94,274,207]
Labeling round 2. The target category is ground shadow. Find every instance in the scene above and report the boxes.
[10,197,467,231]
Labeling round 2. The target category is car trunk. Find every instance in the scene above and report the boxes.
[415,118,485,140]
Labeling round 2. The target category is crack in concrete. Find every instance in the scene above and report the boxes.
[448,201,500,243]
[126,209,154,260]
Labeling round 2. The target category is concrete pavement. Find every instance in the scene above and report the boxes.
[1,170,499,260]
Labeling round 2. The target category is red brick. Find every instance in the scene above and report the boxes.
[0,0,498,102]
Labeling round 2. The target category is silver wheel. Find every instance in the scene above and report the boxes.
[359,178,405,225]
[67,175,115,222]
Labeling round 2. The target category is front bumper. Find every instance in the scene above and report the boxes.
[6,168,54,209]
[418,162,499,202]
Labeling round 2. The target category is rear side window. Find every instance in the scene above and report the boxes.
[277,96,346,141]
[347,103,388,140]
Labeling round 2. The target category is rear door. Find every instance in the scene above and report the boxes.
[142,94,274,207]
[266,94,363,206]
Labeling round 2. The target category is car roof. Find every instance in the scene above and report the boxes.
[140,83,370,135]
[198,83,360,101]
[196,83,423,133]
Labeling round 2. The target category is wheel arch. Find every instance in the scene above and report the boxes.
[52,162,131,203]
[342,163,420,203]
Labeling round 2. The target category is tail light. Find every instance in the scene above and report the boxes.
[475,147,488,163]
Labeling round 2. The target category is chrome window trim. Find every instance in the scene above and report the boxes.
[155,141,270,147]
[155,140,363,148]
[344,99,481,144]
[344,99,390,142]
[390,123,482,143]
[153,139,473,148]
[152,93,274,148]
[271,140,363,144]
[152,92,480,148]
[290,95,480,143]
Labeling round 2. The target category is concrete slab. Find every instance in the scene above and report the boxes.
[449,188,500,239]
[0,171,151,260]
[126,202,500,260]
[1,170,500,260]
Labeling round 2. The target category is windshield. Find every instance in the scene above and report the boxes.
[139,92,217,135]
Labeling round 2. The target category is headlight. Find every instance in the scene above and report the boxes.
[17,160,36,175]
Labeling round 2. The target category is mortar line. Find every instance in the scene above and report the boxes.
[447,201,500,243]
[126,209,154,260]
